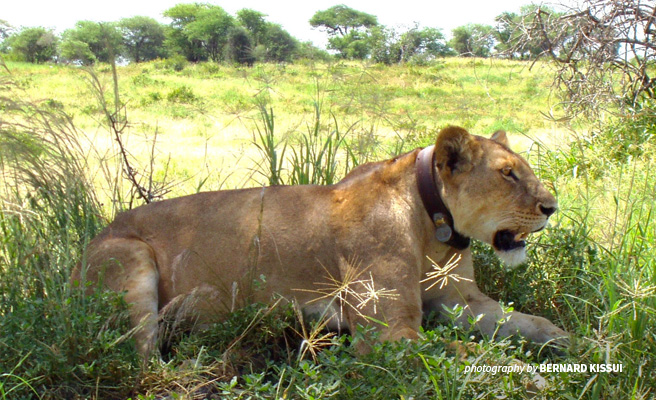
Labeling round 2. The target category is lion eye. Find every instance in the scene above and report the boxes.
[501,166,518,181]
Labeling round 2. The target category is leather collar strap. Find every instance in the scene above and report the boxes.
[415,145,471,250]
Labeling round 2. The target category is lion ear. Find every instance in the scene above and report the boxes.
[434,126,480,176]
[490,130,510,147]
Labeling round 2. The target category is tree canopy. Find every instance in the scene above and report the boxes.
[310,5,379,59]
[4,26,57,63]
[119,16,166,62]
[3,1,635,69]
[370,25,452,64]
[61,21,123,63]
[450,24,494,57]
[310,5,378,36]
[236,9,268,46]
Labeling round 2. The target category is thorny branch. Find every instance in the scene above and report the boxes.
[504,0,656,119]
[84,60,172,207]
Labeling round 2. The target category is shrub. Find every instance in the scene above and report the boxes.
[166,85,197,103]
[590,105,655,163]
[163,54,187,72]
[131,72,159,87]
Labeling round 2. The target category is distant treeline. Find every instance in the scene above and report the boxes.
[0,3,565,65]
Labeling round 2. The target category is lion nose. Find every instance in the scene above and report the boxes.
[538,204,557,217]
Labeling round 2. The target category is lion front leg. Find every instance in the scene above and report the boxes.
[422,249,569,349]
[337,255,424,345]
[451,293,569,348]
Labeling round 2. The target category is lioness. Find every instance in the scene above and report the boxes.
[73,126,568,358]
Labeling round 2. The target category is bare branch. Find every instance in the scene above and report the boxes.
[503,0,656,118]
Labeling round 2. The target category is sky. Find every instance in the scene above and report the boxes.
[3,0,558,49]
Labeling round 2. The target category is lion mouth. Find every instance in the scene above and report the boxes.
[493,230,530,251]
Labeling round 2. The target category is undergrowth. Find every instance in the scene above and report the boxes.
[0,85,139,399]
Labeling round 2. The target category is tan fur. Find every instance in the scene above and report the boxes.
[72,126,568,358]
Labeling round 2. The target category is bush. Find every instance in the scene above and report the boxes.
[162,54,187,72]
[166,85,197,103]
[590,105,655,163]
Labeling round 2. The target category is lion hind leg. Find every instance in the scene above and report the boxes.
[84,238,160,359]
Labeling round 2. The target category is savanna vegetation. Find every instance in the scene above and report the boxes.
[1,1,655,399]
[0,2,584,66]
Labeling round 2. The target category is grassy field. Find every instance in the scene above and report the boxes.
[6,58,569,198]
[0,58,654,399]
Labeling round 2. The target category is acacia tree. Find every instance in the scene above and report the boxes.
[310,5,378,59]
[186,6,234,62]
[163,3,209,62]
[119,16,166,62]
[164,4,235,62]
[61,21,123,63]
[237,9,268,46]
[505,0,656,117]
[450,24,495,57]
[370,25,452,64]
[310,4,378,36]
[5,27,58,63]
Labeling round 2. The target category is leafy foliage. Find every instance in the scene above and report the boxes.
[119,16,167,62]
[309,5,378,37]
[262,23,298,63]
[310,5,379,60]
[59,39,96,65]
[3,27,57,63]
[162,3,208,62]
[370,25,452,64]
[162,4,300,64]
[225,26,255,65]
[183,5,235,62]
[450,24,495,58]
[236,9,268,46]
[61,21,123,64]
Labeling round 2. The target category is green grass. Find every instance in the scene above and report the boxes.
[5,58,562,195]
[0,59,654,399]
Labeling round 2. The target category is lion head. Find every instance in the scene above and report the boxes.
[434,126,557,266]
